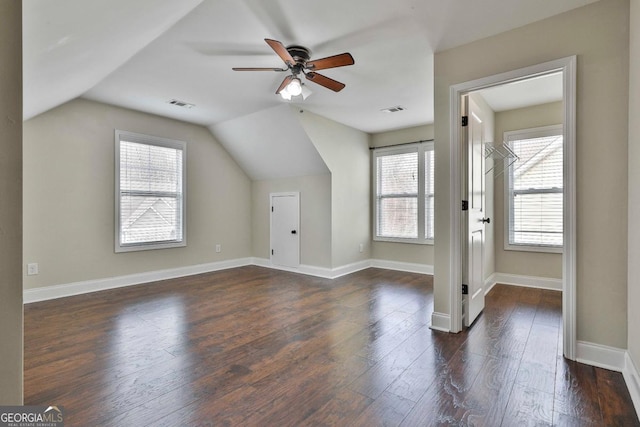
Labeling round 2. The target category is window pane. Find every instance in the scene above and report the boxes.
[378,197,418,238]
[120,141,183,194]
[509,132,563,247]
[374,145,433,243]
[377,152,418,195]
[512,192,562,246]
[120,195,182,245]
[117,134,185,251]
[512,135,562,191]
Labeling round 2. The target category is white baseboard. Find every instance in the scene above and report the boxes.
[430,312,450,332]
[490,272,562,292]
[23,258,253,303]
[24,257,433,303]
[484,273,498,295]
[576,340,626,372]
[371,259,433,275]
[574,342,640,419]
[250,258,371,279]
[330,260,372,278]
[624,352,640,416]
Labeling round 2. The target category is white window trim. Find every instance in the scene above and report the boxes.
[115,130,187,253]
[372,142,434,245]
[503,124,563,253]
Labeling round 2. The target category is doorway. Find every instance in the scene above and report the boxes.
[450,57,577,359]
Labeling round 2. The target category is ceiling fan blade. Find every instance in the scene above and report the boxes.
[276,75,294,94]
[265,38,295,67]
[305,53,354,71]
[232,67,287,71]
[305,72,346,92]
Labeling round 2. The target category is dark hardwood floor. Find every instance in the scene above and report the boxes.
[24,266,639,426]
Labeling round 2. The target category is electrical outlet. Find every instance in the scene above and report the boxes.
[359,243,364,253]
[27,263,39,276]
[215,244,221,253]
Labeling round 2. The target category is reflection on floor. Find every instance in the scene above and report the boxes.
[24,266,639,426]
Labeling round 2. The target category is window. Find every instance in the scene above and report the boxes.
[504,125,562,252]
[373,142,434,244]
[115,130,186,252]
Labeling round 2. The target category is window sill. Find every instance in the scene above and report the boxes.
[504,243,562,254]
[116,240,186,253]
[374,237,434,245]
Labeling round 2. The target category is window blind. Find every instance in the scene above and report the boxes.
[508,134,563,247]
[425,149,435,240]
[118,138,185,248]
[376,151,418,239]
[373,142,434,243]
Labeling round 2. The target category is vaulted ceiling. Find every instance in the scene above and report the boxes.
[24,0,597,133]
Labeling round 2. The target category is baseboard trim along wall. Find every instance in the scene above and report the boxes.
[430,312,451,332]
[370,259,434,275]
[576,340,627,372]
[486,272,563,292]
[250,257,372,280]
[623,352,640,416]
[23,258,253,304]
[575,341,640,418]
[24,261,564,305]
[24,257,435,303]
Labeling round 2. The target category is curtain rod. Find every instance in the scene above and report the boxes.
[369,139,434,150]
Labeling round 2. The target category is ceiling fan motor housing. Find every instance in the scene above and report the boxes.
[286,45,311,64]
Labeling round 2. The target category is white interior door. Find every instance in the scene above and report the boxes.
[464,97,487,326]
[270,192,300,268]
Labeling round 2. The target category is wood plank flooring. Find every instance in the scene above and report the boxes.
[24,266,639,426]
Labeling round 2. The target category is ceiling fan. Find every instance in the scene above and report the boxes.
[232,38,354,99]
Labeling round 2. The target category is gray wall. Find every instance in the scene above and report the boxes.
[628,0,640,374]
[494,102,563,279]
[0,0,23,404]
[433,0,629,348]
[370,124,436,265]
[251,175,332,268]
[23,98,252,289]
[299,110,371,268]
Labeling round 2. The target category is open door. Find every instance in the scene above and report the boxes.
[464,96,487,327]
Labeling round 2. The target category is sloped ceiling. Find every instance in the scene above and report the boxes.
[209,105,329,181]
[23,0,599,180]
[22,0,203,120]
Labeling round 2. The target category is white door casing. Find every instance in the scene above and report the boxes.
[446,56,576,360]
[270,192,300,268]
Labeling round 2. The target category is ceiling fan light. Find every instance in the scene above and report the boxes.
[280,87,292,100]
[287,78,302,96]
[301,84,312,100]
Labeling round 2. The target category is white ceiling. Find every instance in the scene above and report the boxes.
[24,0,598,134]
[478,72,564,112]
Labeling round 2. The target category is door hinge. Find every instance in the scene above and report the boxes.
[461,116,468,127]
[271,249,274,255]
[271,206,274,212]
[462,284,469,295]
[462,200,468,211]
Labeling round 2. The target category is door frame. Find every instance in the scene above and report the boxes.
[448,56,577,360]
[270,191,300,267]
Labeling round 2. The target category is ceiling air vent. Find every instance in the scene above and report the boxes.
[380,106,405,113]
[168,99,195,109]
